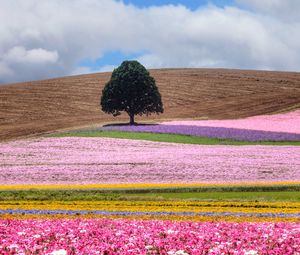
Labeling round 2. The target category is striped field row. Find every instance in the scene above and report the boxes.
[1,200,300,214]
[1,182,300,190]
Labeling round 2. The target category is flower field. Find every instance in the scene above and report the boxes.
[0,137,299,185]
[1,188,299,254]
[103,124,300,141]
[163,110,300,134]
[1,200,300,217]
[101,110,300,141]
[1,110,300,254]
[1,219,299,254]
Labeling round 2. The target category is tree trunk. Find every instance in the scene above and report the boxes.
[129,113,135,125]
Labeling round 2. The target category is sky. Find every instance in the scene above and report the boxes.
[0,0,300,84]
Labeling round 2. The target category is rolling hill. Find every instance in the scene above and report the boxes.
[1,68,300,141]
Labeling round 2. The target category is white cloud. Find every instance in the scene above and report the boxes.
[4,46,58,64]
[236,0,300,21]
[0,0,300,84]
[138,5,300,71]
[98,65,116,72]
[70,66,94,76]
[71,64,116,75]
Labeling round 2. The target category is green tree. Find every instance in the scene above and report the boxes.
[100,60,164,125]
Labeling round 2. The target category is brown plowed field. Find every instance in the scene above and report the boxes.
[1,68,300,141]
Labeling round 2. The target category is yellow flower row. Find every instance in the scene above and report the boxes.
[1,200,300,214]
[0,214,299,223]
[0,182,299,190]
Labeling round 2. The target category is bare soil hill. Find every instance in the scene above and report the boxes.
[1,68,300,141]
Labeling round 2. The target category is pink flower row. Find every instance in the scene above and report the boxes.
[0,137,299,184]
[162,110,300,134]
[0,219,299,255]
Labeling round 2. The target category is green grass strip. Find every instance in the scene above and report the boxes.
[0,187,299,201]
[137,191,300,202]
[48,130,300,146]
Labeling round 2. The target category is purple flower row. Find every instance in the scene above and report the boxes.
[1,209,300,218]
[102,124,300,141]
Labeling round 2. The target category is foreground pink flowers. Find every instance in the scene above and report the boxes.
[0,137,299,184]
[0,219,299,255]
[162,110,300,134]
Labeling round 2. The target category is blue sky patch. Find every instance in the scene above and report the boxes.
[120,0,235,10]
[80,50,147,71]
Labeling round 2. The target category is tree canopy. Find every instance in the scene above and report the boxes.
[100,60,163,124]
